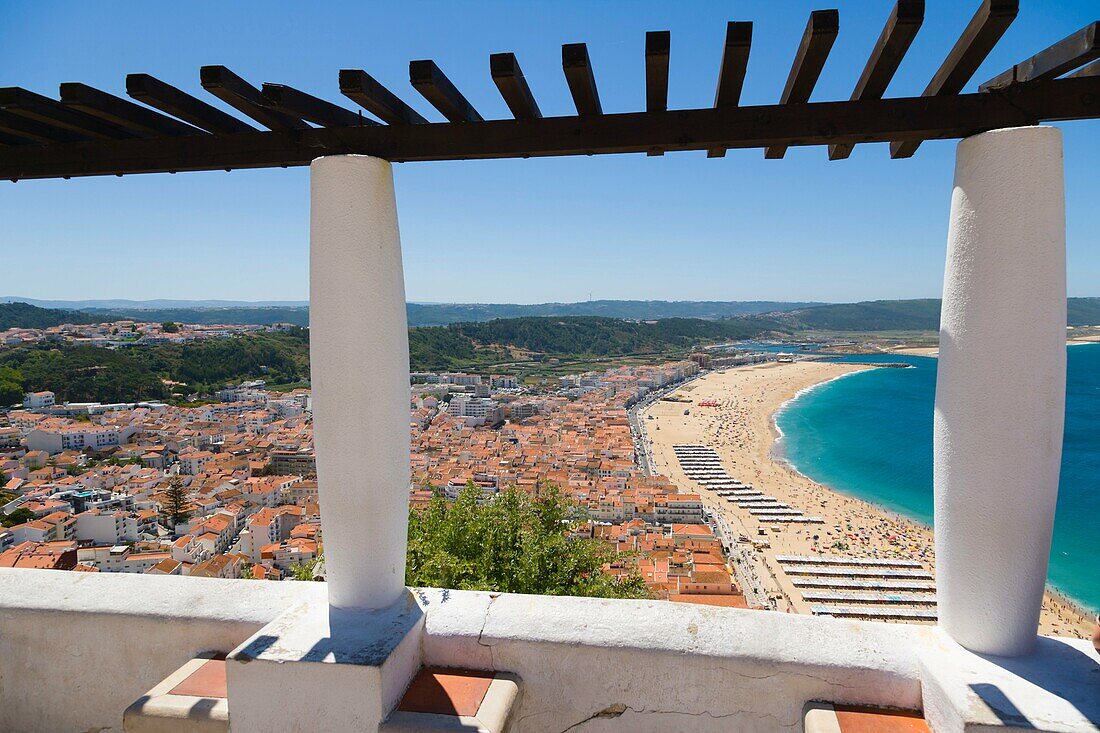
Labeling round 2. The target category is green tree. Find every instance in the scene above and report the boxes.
[2,508,36,528]
[405,484,650,599]
[0,366,23,407]
[161,476,190,528]
[161,322,180,333]
[288,556,320,581]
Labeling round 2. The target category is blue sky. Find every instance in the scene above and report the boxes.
[1,0,1097,304]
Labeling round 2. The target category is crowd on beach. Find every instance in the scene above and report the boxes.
[643,361,1093,638]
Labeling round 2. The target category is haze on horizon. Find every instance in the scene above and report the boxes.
[1,0,1098,304]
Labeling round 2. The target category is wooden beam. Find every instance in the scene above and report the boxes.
[1067,58,1100,78]
[981,21,1100,90]
[59,83,203,137]
[261,84,373,128]
[0,110,85,143]
[2,76,1097,180]
[0,87,134,140]
[765,9,840,159]
[200,66,309,131]
[127,74,255,134]
[339,69,427,125]
[409,60,483,123]
[490,53,542,120]
[830,0,924,160]
[0,130,34,146]
[645,31,671,156]
[562,43,602,116]
[646,31,671,112]
[891,0,1018,158]
[708,21,753,158]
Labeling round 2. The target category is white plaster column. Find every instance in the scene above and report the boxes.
[310,154,410,610]
[934,126,1066,656]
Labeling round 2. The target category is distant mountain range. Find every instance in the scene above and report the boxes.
[405,300,824,326]
[0,297,308,309]
[1,298,821,328]
[4,297,1100,333]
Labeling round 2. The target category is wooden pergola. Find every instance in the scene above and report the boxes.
[0,0,1097,180]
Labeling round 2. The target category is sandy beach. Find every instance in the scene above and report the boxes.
[641,361,1093,637]
[891,346,939,356]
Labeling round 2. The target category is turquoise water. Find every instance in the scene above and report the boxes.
[775,346,1100,612]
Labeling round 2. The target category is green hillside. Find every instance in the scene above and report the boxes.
[0,302,99,330]
[0,329,311,404]
[408,316,779,371]
[781,298,1100,331]
[0,317,778,404]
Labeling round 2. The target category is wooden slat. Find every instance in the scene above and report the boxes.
[3,75,1097,180]
[830,0,924,160]
[0,110,84,143]
[127,74,255,134]
[59,83,202,137]
[0,130,34,146]
[645,31,671,157]
[981,21,1100,90]
[490,53,542,120]
[562,43,602,116]
[260,84,373,128]
[765,9,840,159]
[200,66,309,131]
[646,31,671,112]
[708,21,753,158]
[0,87,135,140]
[891,0,1018,159]
[409,60,483,123]
[339,69,427,125]
[1067,58,1100,78]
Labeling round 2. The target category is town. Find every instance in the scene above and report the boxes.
[1,317,294,348]
[0,356,753,607]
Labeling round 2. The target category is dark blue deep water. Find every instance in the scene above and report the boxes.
[775,346,1100,612]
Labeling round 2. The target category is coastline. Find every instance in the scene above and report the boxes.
[894,339,1100,357]
[641,361,1093,636]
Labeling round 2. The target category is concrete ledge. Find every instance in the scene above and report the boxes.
[2,571,929,733]
[920,629,1100,732]
[0,565,325,624]
[418,589,929,731]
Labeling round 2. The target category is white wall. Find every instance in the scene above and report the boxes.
[0,570,926,733]
[0,569,324,733]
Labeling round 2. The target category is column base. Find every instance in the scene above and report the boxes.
[225,590,424,732]
[920,629,1100,732]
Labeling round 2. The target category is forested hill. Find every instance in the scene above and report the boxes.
[0,302,99,329]
[0,329,311,405]
[778,298,1100,331]
[0,317,779,404]
[408,316,779,371]
[776,299,943,331]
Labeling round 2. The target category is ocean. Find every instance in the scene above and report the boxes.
[774,345,1100,613]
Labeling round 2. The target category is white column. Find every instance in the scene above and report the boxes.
[935,126,1066,656]
[310,155,410,610]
